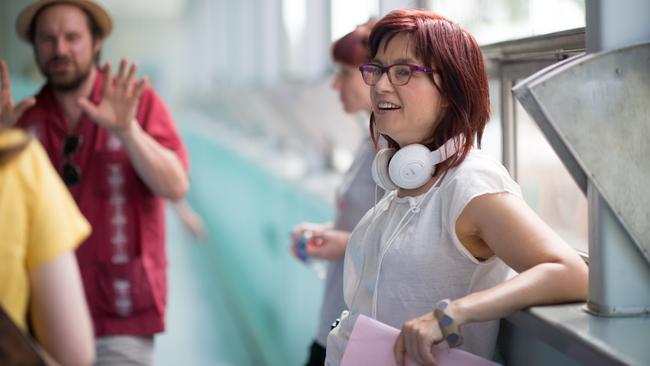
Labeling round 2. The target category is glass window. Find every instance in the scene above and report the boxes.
[330,0,378,41]
[283,0,307,47]
[482,79,503,161]
[514,95,588,253]
[426,0,585,44]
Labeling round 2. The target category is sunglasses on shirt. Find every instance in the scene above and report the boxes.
[62,135,81,187]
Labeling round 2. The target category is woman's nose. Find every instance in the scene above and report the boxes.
[374,72,393,92]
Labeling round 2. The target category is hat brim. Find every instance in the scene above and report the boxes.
[16,0,112,43]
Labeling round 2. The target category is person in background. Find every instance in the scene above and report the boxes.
[326,9,588,366]
[290,20,382,366]
[1,0,189,364]
[0,122,94,364]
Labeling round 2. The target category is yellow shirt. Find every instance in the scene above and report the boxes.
[0,128,90,330]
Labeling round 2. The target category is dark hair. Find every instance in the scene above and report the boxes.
[368,9,490,174]
[331,19,376,66]
[28,4,103,43]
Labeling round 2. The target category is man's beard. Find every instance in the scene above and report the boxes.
[40,56,93,92]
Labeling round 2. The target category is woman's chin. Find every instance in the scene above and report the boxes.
[374,121,394,136]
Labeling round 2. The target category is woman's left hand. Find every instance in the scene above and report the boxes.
[394,311,443,366]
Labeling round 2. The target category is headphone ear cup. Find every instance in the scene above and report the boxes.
[388,144,435,189]
[372,148,399,191]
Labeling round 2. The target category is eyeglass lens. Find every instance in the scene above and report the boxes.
[361,65,413,86]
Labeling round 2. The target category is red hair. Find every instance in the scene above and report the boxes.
[332,20,376,66]
[368,9,490,173]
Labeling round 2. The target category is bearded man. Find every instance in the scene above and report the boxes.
[1,1,189,364]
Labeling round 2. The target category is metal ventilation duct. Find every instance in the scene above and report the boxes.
[513,42,650,265]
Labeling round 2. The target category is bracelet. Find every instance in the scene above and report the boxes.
[433,299,464,348]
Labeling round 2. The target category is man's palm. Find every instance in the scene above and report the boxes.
[0,60,36,128]
[78,60,147,134]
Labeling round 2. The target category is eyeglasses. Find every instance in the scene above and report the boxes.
[358,63,438,86]
[62,135,82,187]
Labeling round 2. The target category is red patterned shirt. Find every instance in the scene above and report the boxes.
[17,70,188,336]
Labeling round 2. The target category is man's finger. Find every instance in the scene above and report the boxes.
[133,77,148,100]
[0,60,10,92]
[101,63,112,95]
[126,63,138,89]
[77,97,99,120]
[117,58,128,83]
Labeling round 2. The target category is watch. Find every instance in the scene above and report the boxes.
[433,299,464,348]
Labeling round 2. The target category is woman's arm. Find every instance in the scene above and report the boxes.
[395,192,588,365]
[451,192,588,322]
[29,251,95,366]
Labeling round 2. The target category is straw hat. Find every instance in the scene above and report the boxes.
[16,0,112,43]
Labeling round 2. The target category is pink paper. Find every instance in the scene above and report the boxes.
[340,314,500,366]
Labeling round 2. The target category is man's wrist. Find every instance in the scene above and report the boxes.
[114,118,139,141]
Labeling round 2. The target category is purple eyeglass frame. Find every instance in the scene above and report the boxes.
[358,63,438,85]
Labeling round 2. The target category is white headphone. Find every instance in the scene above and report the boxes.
[371,138,460,190]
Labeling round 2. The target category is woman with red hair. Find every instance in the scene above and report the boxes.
[290,20,382,366]
[326,9,588,365]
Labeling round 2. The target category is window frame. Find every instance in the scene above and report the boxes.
[481,27,588,258]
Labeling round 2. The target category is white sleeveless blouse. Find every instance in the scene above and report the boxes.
[326,149,522,365]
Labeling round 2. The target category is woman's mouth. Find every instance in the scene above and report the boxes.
[376,101,401,112]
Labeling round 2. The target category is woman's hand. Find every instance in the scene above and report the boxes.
[305,229,350,261]
[0,60,36,128]
[394,311,442,366]
[290,222,326,244]
[290,222,326,261]
[77,59,147,137]
[290,222,349,261]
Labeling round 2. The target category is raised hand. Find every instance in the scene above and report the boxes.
[0,60,36,128]
[77,59,147,136]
